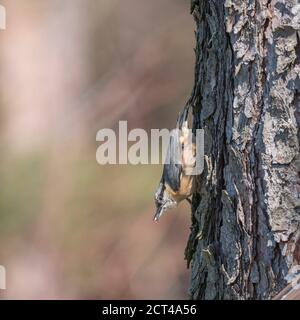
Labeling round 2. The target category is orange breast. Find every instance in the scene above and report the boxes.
[166,174,195,203]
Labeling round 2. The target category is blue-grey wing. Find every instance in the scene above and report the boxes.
[161,129,182,192]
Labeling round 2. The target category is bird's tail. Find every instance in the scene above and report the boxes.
[177,103,192,130]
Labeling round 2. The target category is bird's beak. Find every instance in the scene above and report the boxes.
[153,206,164,222]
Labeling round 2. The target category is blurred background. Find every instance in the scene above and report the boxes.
[0,0,195,299]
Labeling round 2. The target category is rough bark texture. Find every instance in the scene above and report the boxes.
[185,0,300,300]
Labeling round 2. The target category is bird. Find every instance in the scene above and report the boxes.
[153,106,196,222]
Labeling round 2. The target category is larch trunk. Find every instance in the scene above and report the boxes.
[185,0,300,300]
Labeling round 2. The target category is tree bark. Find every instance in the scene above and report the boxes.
[185,0,300,300]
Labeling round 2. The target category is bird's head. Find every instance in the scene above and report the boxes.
[153,183,176,222]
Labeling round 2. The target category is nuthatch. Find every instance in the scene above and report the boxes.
[154,107,196,221]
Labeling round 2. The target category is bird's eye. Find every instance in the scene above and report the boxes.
[155,197,163,207]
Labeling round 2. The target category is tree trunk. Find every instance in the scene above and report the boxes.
[185,0,300,300]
